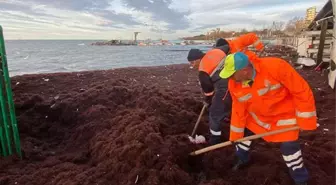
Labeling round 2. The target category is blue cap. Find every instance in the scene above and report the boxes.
[219,52,249,78]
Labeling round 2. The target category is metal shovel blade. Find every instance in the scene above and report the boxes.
[188,134,206,144]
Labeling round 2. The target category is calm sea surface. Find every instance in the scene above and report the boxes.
[5,39,276,77]
[5,40,212,77]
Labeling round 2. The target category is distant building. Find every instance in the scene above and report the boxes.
[305,6,317,27]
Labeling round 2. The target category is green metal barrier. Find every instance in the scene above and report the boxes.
[0,25,22,158]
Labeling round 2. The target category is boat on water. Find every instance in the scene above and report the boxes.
[91,40,136,46]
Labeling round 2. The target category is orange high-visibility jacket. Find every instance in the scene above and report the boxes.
[228,57,317,142]
[198,48,227,96]
[199,48,226,75]
[228,33,264,59]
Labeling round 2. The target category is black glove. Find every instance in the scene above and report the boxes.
[203,95,213,107]
[209,135,222,145]
[224,116,231,123]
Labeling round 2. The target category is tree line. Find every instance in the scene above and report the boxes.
[183,17,307,40]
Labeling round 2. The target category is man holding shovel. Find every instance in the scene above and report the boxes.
[187,45,232,145]
[219,52,317,185]
[186,33,264,145]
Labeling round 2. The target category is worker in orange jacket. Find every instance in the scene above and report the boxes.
[187,45,232,145]
[185,33,264,145]
[215,32,264,60]
[219,52,317,185]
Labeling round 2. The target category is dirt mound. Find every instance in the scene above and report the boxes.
[0,64,335,185]
[261,45,299,62]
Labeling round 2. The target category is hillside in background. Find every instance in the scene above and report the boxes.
[183,18,307,40]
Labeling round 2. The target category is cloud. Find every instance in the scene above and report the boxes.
[182,0,326,31]
[91,10,141,26]
[23,0,111,11]
[0,0,327,39]
[0,1,60,18]
[16,0,141,26]
[122,0,191,30]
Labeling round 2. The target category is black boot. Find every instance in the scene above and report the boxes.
[232,158,248,171]
[208,135,222,146]
[295,182,307,185]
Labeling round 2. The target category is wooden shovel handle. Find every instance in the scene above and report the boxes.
[191,105,207,137]
[189,126,300,156]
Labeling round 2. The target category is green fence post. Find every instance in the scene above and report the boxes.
[0,25,22,158]
[0,112,7,156]
[0,70,12,156]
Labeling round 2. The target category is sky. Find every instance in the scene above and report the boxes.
[0,0,327,40]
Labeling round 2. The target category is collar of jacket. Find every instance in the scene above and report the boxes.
[242,61,258,86]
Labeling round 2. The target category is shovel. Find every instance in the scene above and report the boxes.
[188,104,207,144]
[190,126,300,156]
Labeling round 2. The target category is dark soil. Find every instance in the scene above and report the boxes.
[0,50,335,185]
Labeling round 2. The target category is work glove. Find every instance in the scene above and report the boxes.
[209,135,222,146]
[203,95,213,108]
[224,117,231,123]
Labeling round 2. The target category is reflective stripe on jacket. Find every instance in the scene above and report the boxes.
[228,57,317,142]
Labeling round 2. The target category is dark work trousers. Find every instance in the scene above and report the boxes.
[235,129,309,183]
[208,78,232,139]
